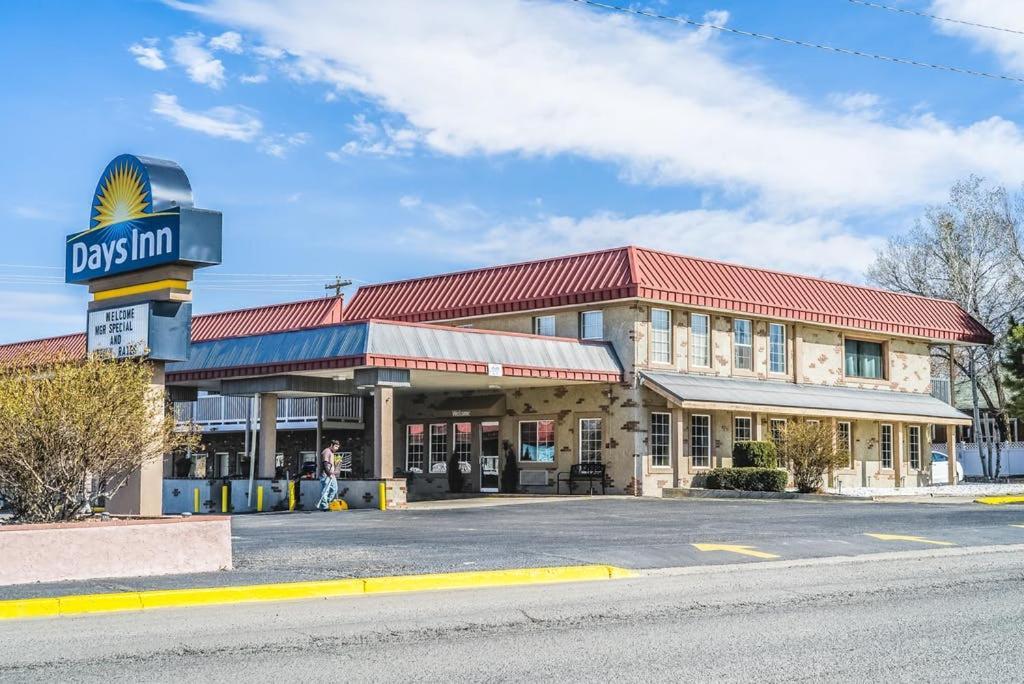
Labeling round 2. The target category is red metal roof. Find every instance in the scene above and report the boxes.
[345,246,993,344]
[0,296,344,364]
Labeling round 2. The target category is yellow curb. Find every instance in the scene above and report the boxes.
[975,496,1024,505]
[0,565,630,622]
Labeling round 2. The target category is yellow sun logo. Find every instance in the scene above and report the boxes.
[91,161,150,231]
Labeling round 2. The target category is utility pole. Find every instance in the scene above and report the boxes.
[324,276,352,298]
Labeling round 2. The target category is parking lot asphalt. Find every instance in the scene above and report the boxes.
[3,496,1024,600]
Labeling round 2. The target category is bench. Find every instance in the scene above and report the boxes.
[556,462,606,495]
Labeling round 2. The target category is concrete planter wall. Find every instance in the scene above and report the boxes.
[0,516,232,586]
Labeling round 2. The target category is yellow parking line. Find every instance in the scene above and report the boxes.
[692,543,780,559]
[864,533,955,546]
[976,496,1024,505]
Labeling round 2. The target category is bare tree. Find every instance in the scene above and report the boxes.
[868,176,1024,478]
[0,353,198,522]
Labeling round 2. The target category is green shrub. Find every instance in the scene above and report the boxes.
[732,440,778,468]
[705,467,787,492]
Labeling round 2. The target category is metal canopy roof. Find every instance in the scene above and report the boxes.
[166,320,623,383]
[640,371,972,424]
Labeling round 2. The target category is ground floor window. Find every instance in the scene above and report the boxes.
[429,423,448,473]
[454,422,472,473]
[880,424,893,469]
[650,412,670,467]
[691,414,711,468]
[909,425,921,470]
[519,419,555,462]
[837,421,852,468]
[734,416,752,442]
[580,418,603,463]
[406,425,425,472]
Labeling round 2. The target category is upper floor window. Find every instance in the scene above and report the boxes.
[844,339,884,379]
[651,308,672,364]
[769,323,787,374]
[533,315,556,337]
[580,310,603,340]
[691,313,710,367]
[733,319,752,371]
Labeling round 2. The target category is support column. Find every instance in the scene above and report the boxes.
[108,362,165,517]
[672,407,688,488]
[947,426,957,484]
[373,386,394,478]
[894,421,904,488]
[259,393,278,478]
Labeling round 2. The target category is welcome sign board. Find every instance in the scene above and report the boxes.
[87,303,150,359]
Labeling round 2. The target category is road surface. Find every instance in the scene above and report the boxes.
[2,544,1022,682]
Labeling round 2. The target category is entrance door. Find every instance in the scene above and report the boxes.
[480,421,500,492]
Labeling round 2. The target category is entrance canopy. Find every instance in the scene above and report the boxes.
[166,320,623,390]
[640,370,972,425]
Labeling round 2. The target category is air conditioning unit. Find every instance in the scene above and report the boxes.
[519,470,549,486]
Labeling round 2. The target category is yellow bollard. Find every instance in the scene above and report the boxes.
[221,485,228,513]
[257,486,264,512]
[193,488,200,513]
[378,481,386,511]
[288,481,296,511]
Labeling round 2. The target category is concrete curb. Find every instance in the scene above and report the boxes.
[0,565,633,622]
[663,488,852,502]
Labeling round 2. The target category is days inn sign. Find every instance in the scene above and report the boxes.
[68,154,221,361]
[65,154,221,284]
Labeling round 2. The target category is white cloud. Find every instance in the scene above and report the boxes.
[829,91,882,113]
[151,92,262,141]
[129,42,167,70]
[209,30,243,53]
[327,114,420,159]
[399,195,422,208]
[930,1,1024,75]
[240,72,268,84]
[170,33,226,89]
[396,200,882,283]
[176,0,1024,214]
[0,292,84,343]
[259,131,310,157]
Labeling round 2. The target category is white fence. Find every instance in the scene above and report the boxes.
[174,395,363,427]
[932,441,1024,478]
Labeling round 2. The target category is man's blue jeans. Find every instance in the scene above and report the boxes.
[317,476,338,509]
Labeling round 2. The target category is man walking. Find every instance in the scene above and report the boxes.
[317,439,340,510]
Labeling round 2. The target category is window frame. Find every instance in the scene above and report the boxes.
[880,423,893,470]
[533,315,556,337]
[769,323,787,374]
[579,417,603,463]
[429,423,448,473]
[406,423,425,472]
[844,338,887,380]
[579,310,604,340]
[734,416,752,443]
[690,313,711,368]
[908,425,921,470]
[518,419,556,464]
[837,421,853,469]
[733,318,753,371]
[690,414,711,468]
[453,421,473,473]
[650,412,671,468]
[650,308,673,365]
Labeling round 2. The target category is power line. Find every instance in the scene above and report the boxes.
[848,0,1024,37]
[567,0,1024,84]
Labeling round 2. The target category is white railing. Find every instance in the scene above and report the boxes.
[175,395,363,427]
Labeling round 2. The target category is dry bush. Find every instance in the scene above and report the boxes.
[0,352,197,522]
[777,421,849,494]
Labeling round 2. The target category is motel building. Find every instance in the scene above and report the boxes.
[0,246,988,512]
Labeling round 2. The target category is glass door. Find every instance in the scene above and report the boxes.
[480,421,500,492]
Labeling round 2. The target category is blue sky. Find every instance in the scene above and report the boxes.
[2,0,1024,343]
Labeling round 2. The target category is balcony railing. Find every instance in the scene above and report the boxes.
[174,395,363,427]
[931,376,951,404]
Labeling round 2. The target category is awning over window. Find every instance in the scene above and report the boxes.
[639,371,972,425]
